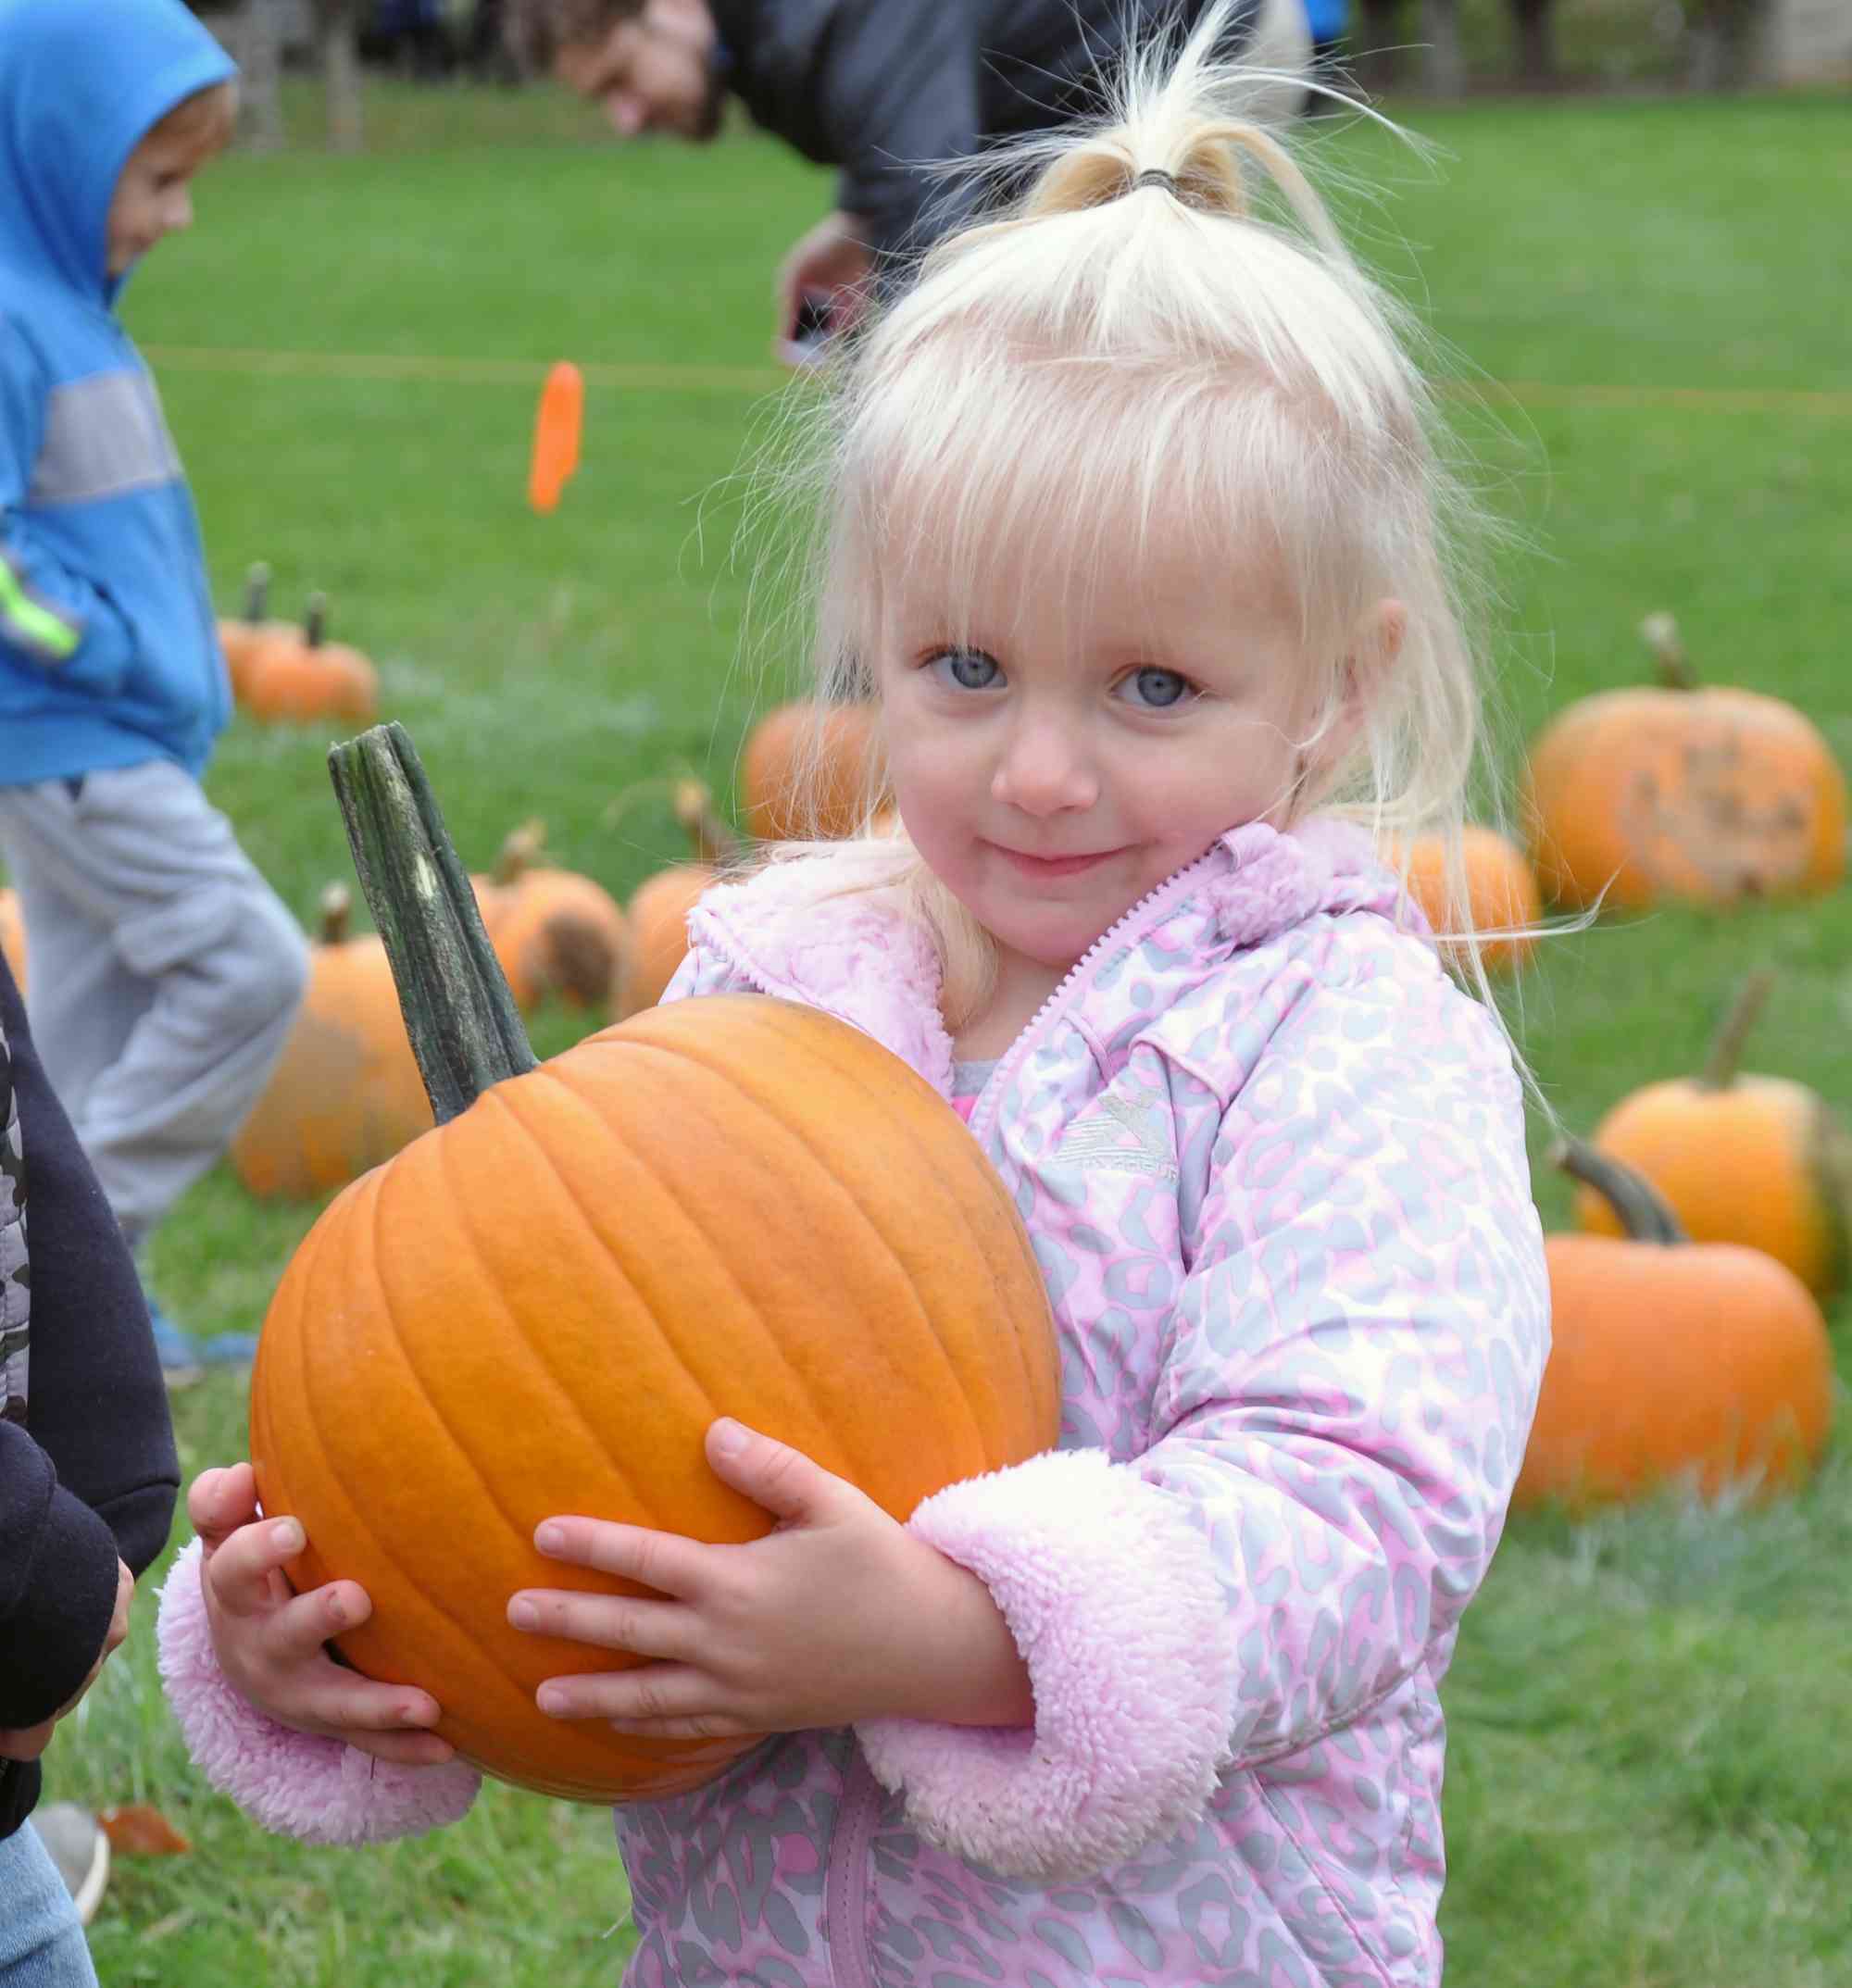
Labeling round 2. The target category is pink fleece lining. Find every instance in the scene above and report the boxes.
[156,1538,482,1844]
[856,1447,1235,1882]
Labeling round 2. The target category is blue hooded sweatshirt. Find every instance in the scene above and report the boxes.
[0,0,236,785]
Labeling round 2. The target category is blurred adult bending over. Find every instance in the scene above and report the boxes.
[510,0,1312,356]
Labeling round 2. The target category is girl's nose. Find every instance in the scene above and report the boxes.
[992,717,1098,817]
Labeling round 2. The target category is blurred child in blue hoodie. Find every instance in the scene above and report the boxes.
[0,0,308,1373]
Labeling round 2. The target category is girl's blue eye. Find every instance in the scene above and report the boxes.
[929,648,1002,692]
[1118,667,1193,710]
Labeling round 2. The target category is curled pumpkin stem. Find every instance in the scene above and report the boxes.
[1552,1138,1687,1246]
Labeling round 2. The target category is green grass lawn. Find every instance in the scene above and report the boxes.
[18,81,1852,1986]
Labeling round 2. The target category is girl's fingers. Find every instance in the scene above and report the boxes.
[337,1727,460,1769]
[203,1515,307,1619]
[534,1518,709,1601]
[508,1588,689,1660]
[536,1663,741,1736]
[294,1663,443,1738]
[263,1579,377,1663]
[188,1462,259,1545]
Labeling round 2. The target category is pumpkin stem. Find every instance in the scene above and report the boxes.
[318,881,352,946]
[671,780,741,864]
[1552,1138,1688,1245]
[1699,969,1774,1090]
[493,819,547,885]
[305,591,328,650]
[1638,611,1697,692]
[329,722,538,1121]
[243,561,271,619]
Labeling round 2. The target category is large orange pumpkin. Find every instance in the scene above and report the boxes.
[472,820,629,1012]
[250,725,1060,1804]
[240,592,380,728]
[1578,971,1852,1302]
[1521,613,1846,912]
[1393,825,1541,972]
[1516,1141,1833,1510]
[231,885,433,1199]
[0,886,25,996]
[740,701,878,842]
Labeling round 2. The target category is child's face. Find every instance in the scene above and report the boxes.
[106,125,215,278]
[875,530,1368,980]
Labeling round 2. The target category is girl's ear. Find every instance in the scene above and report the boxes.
[1305,596,1405,783]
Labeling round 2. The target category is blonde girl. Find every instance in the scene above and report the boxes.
[160,13,1550,1984]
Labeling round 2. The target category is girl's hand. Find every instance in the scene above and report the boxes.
[189,1463,455,1768]
[511,1420,1035,1741]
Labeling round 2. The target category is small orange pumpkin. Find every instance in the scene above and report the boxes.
[740,701,877,842]
[0,886,26,995]
[251,724,1060,1803]
[1521,613,1846,913]
[1393,825,1541,972]
[615,781,740,1019]
[231,885,433,1199]
[240,592,380,728]
[472,821,629,1012]
[1579,971,1852,1303]
[217,562,291,703]
[1516,1140,1833,1510]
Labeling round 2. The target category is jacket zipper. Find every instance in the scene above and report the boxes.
[825,1748,882,1988]
[965,850,1220,1145]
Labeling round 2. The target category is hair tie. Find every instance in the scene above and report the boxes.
[1131,168,1180,197]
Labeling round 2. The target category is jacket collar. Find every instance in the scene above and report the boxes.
[684,819,1407,1095]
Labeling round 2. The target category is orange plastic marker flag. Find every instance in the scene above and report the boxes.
[528,361,584,514]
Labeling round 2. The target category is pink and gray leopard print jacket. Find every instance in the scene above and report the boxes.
[157,817,1549,1988]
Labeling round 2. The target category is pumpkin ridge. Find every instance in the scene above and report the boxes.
[540,1038,958,1488]
[756,1016,1037,1462]
[574,1021,996,1477]
[282,1184,550,1731]
[470,1073,719,1519]
[419,1099,662,1533]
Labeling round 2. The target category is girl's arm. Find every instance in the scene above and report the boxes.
[857,962,1551,1881]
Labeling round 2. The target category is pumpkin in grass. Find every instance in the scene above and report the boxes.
[740,700,877,842]
[0,886,24,994]
[472,819,629,1012]
[1515,1141,1833,1511]
[231,885,433,1199]
[1578,971,1852,1303]
[240,592,380,727]
[615,780,740,1019]
[1521,613,1846,913]
[217,561,289,702]
[249,724,1060,1803]
[1393,825,1541,972]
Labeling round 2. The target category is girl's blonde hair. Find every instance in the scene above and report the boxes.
[755,6,1525,1026]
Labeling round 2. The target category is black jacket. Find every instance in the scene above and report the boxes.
[0,954,179,1839]
[709,0,1262,260]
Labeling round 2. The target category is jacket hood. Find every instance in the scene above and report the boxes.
[0,0,236,306]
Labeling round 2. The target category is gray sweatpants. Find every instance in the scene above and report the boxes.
[0,761,308,1242]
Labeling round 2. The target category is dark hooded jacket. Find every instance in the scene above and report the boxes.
[0,954,180,1841]
[707,0,1262,261]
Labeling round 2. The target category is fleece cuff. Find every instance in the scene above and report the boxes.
[156,1538,481,1844]
[856,1446,1234,1882]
